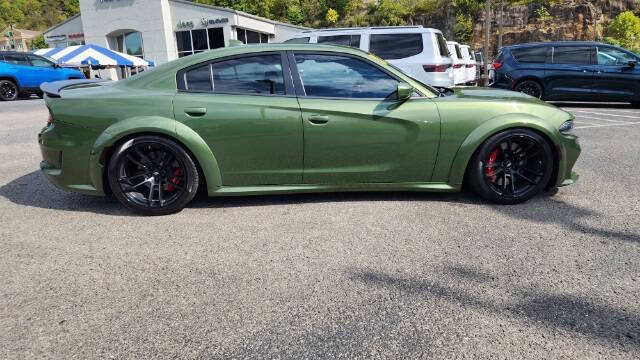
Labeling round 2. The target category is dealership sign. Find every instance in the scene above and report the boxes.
[200,18,229,27]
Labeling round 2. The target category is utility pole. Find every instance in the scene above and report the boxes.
[498,0,504,49]
[484,0,491,86]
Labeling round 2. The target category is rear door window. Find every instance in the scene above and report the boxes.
[212,55,285,95]
[184,64,213,92]
[3,53,30,66]
[317,35,360,47]
[552,46,593,65]
[511,47,550,63]
[369,34,423,60]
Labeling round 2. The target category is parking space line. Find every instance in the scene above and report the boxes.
[572,116,632,124]
[569,110,640,120]
[575,122,640,129]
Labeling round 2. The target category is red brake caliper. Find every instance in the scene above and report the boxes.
[486,149,499,182]
[166,168,183,192]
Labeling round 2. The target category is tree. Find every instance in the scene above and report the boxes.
[607,11,640,50]
[30,33,46,49]
[325,7,339,25]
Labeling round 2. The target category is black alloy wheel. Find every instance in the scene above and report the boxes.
[108,136,199,215]
[468,129,553,204]
[514,80,543,99]
[0,80,18,101]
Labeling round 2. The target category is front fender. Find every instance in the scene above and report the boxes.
[88,116,222,194]
[447,113,564,187]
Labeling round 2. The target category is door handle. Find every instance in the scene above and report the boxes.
[308,114,329,124]
[184,107,207,117]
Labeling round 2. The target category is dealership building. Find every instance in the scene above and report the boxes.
[42,0,307,66]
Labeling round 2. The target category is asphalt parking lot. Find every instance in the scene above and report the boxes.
[1,99,639,359]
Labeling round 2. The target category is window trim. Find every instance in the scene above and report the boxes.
[288,50,420,100]
[176,51,294,97]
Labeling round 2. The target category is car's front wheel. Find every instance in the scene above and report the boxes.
[514,80,543,99]
[107,135,200,215]
[0,79,18,101]
[468,129,553,204]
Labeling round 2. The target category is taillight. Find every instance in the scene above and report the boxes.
[492,61,503,70]
[453,64,463,69]
[465,64,475,68]
[423,64,450,72]
[47,109,54,126]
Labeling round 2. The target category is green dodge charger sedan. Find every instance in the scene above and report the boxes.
[38,44,580,215]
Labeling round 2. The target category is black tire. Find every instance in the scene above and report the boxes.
[467,129,554,204]
[514,80,544,99]
[107,135,199,215]
[0,79,18,101]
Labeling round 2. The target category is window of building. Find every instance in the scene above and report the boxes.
[317,35,360,47]
[369,34,423,60]
[552,46,592,65]
[176,28,226,58]
[294,54,399,98]
[236,28,270,44]
[512,46,550,63]
[114,31,145,58]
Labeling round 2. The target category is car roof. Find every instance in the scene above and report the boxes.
[294,26,442,35]
[505,41,607,49]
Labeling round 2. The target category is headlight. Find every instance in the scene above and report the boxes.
[559,120,574,134]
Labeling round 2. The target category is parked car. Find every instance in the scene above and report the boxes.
[446,41,466,85]
[283,26,455,87]
[39,43,580,215]
[491,41,640,106]
[0,51,85,101]
[460,44,477,85]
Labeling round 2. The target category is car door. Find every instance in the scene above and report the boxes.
[2,53,37,88]
[593,46,640,102]
[545,45,596,101]
[290,52,441,184]
[27,54,66,83]
[173,52,303,186]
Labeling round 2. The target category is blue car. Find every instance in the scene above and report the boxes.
[491,41,640,107]
[0,51,85,101]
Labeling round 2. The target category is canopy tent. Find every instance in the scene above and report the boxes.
[34,44,154,67]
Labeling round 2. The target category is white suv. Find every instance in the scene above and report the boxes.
[460,44,477,85]
[446,41,466,85]
[283,26,454,87]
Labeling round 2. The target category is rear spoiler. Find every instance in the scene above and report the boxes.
[40,79,108,98]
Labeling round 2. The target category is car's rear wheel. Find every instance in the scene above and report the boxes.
[0,80,18,101]
[514,80,543,99]
[107,135,199,215]
[468,129,553,204]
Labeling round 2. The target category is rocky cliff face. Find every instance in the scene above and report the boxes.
[417,0,638,57]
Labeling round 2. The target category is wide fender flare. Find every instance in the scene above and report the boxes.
[448,112,562,186]
[89,116,222,193]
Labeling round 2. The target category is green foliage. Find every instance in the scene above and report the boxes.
[0,0,79,31]
[30,33,46,49]
[534,5,551,22]
[325,7,339,25]
[454,13,473,43]
[607,10,640,51]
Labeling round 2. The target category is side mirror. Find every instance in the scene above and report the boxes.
[628,60,637,68]
[397,82,414,101]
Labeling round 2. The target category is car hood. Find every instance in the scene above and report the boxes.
[450,87,546,104]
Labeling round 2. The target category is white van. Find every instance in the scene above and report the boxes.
[460,44,477,85]
[283,26,455,87]
[446,41,465,85]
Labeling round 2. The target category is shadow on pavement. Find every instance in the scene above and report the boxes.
[0,170,127,216]
[489,197,640,244]
[349,267,640,348]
